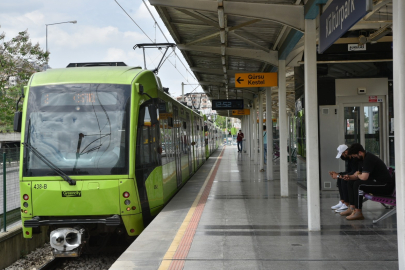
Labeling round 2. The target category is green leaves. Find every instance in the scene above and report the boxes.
[0,28,49,132]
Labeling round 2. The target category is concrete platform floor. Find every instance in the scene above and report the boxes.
[111,145,398,270]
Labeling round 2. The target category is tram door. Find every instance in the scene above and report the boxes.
[343,103,382,158]
[173,107,182,187]
[186,113,193,176]
[195,120,200,168]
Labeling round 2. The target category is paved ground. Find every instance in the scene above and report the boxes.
[111,145,398,270]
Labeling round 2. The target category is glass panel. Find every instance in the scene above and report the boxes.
[364,106,380,157]
[344,106,360,146]
[24,84,130,176]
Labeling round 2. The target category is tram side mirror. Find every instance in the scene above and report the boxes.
[204,126,208,132]
[14,112,22,132]
[168,117,173,127]
[137,84,144,94]
[183,122,187,129]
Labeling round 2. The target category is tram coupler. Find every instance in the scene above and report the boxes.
[50,227,85,257]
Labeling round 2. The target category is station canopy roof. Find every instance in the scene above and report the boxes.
[150,0,393,118]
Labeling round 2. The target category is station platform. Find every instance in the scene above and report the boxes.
[110,146,398,270]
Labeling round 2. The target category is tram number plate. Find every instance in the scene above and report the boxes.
[34,184,47,189]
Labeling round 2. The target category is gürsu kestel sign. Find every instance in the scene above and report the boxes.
[232,109,250,116]
[235,73,278,88]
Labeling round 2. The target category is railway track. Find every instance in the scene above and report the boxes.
[38,258,64,270]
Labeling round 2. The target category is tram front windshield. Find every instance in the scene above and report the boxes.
[23,84,131,176]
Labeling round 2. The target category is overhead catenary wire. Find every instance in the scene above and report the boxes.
[115,0,202,94]
[115,0,192,84]
[142,0,198,82]
[114,0,153,43]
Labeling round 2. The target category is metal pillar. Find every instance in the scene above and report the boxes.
[3,152,6,232]
[182,82,185,102]
[288,115,292,166]
[304,19,320,231]
[278,60,289,197]
[266,88,273,180]
[259,93,264,169]
[255,98,259,163]
[246,115,250,156]
[252,99,257,161]
[393,1,405,268]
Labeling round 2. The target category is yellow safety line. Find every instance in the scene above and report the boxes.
[158,148,224,270]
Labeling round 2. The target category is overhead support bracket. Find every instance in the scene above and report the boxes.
[278,30,304,60]
[229,32,270,53]
[150,0,305,32]
[176,9,220,28]
[304,0,328,20]
[149,0,218,12]
[223,2,305,32]
[177,44,278,67]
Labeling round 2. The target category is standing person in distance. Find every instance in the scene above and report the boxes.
[263,125,267,163]
[260,126,268,172]
[237,129,244,153]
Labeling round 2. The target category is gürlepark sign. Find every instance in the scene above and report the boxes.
[319,0,373,54]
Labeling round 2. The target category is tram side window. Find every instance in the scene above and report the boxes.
[161,118,174,165]
[136,101,161,168]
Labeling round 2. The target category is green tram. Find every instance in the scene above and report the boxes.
[14,63,221,256]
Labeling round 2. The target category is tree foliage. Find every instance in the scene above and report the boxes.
[0,29,49,132]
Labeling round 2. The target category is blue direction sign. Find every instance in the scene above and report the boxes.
[319,0,372,53]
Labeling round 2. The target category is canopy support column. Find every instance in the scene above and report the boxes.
[266,87,273,180]
[259,93,264,170]
[393,1,405,268]
[278,60,289,197]
[304,18,320,231]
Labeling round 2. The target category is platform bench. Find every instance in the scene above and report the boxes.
[364,188,396,224]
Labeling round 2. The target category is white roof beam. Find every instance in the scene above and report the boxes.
[350,21,392,31]
[176,9,220,28]
[187,32,220,45]
[228,32,270,53]
[362,0,392,21]
[150,0,217,12]
[223,2,304,32]
[150,0,305,32]
[191,67,249,76]
[177,44,278,67]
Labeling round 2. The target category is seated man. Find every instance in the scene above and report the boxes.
[342,143,394,220]
[329,144,359,213]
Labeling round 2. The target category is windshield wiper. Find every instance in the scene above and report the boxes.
[79,133,111,155]
[23,142,76,185]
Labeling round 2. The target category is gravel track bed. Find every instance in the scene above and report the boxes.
[5,243,121,270]
[5,243,53,270]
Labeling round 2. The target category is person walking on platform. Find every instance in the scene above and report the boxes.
[237,129,244,153]
[329,145,359,213]
[342,143,394,220]
[263,125,267,164]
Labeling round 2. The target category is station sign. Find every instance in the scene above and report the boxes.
[235,73,278,88]
[232,109,250,116]
[319,0,372,53]
[212,99,244,110]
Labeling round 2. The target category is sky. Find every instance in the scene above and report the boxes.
[0,0,202,97]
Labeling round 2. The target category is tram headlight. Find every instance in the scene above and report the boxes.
[23,202,29,208]
[124,200,131,205]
